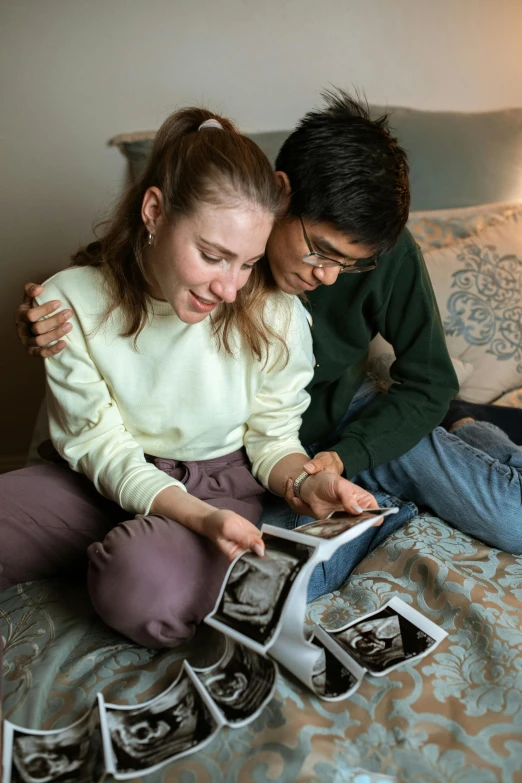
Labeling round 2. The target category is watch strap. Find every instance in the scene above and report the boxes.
[293,471,311,501]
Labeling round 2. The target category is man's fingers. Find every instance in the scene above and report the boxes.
[34,326,71,347]
[304,451,344,476]
[27,340,67,358]
[31,317,72,340]
[30,310,71,335]
[303,458,322,474]
[25,300,63,324]
[24,282,44,298]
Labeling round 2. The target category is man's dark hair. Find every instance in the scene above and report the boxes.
[275,89,410,256]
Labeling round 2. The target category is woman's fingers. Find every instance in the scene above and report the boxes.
[217,512,265,560]
[284,477,313,517]
[250,539,265,557]
[353,487,379,510]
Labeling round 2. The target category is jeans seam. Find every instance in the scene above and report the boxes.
[441,428,516,480]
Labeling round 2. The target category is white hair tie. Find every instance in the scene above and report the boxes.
[198,118,223,131]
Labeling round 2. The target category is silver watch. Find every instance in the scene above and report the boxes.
[293,471,311,501]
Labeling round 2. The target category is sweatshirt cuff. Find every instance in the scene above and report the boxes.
[119,467,187,515]
[256,444,310,490]
[333,434,373,480]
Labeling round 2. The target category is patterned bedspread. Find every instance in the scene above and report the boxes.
[3,512,522,783]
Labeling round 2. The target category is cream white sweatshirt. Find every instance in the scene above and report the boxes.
[36,266,314,515]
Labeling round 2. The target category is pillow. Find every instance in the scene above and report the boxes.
[109,131,155,181]
[371,106,522,210]
[423,211,522,403]
[111,106,522,210]
[109,130,289,181]
[366,332,474,391]
[408,201,522,252]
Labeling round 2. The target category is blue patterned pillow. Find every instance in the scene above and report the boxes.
[424,211,522,403]
[408,202,522,251]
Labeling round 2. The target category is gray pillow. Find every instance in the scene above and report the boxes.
[110,106,522,211]
[371,105,522,210]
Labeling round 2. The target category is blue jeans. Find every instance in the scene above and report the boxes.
[261,379,522,601]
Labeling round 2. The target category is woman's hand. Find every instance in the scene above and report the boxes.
[151,486,265,563]
[202,508,265,562]
[14,283,73,358]
[284,471,379,521]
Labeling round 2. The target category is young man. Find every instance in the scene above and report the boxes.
[14,91,522,600]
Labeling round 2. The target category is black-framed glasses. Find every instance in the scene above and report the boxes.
[300,217,377,274]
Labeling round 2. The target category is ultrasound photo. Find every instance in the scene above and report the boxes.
[331,606,436,675]
[100,668,219,778]
[194,637,277,725]
[4,707,103,783]
[298,509,389,540]
[209,534,314,647]
[311,639,359,699]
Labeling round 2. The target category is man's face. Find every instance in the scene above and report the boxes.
[266,182,377,294]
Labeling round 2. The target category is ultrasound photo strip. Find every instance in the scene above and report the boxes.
[319,597,448,678]
[98,663,223,780]
[205,532,316,654]
[206,508,399,656]
[2,510,449,783]
[310,628,366,702]
[2,705,104,783]
[191,637,278,728]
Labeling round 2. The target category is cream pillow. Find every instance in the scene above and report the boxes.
[423,211,522,403]
[408,200,522,252]
[366,332,473,391]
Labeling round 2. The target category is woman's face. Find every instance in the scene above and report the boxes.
[142,190,274,324]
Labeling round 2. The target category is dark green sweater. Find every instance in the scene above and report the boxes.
[300,229,459,478]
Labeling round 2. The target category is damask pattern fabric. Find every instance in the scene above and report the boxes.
[423,211,522,404]
[408,201,522,251]
[368,202,522,395]
[3,509,522,783]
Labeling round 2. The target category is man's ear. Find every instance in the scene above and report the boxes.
[141,187,165,235]
[274,171,291,212]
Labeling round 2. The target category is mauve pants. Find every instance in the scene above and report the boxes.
[0,449,264,648]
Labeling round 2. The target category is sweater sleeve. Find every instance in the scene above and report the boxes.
[244,297,314,488]
[332,241,459,478]
[35,286,184,516]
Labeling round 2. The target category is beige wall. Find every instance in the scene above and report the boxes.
[2,0,522,467]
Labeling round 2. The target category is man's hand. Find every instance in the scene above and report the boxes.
[284,471,380,521]
[203,508,265,562]
[15,283,72,358]
[303,450,344,476]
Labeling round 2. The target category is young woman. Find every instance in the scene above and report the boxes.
[1,107,378,648]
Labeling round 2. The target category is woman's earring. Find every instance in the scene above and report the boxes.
[147,232,154,246]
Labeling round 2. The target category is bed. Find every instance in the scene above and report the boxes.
[3,105,522,783]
